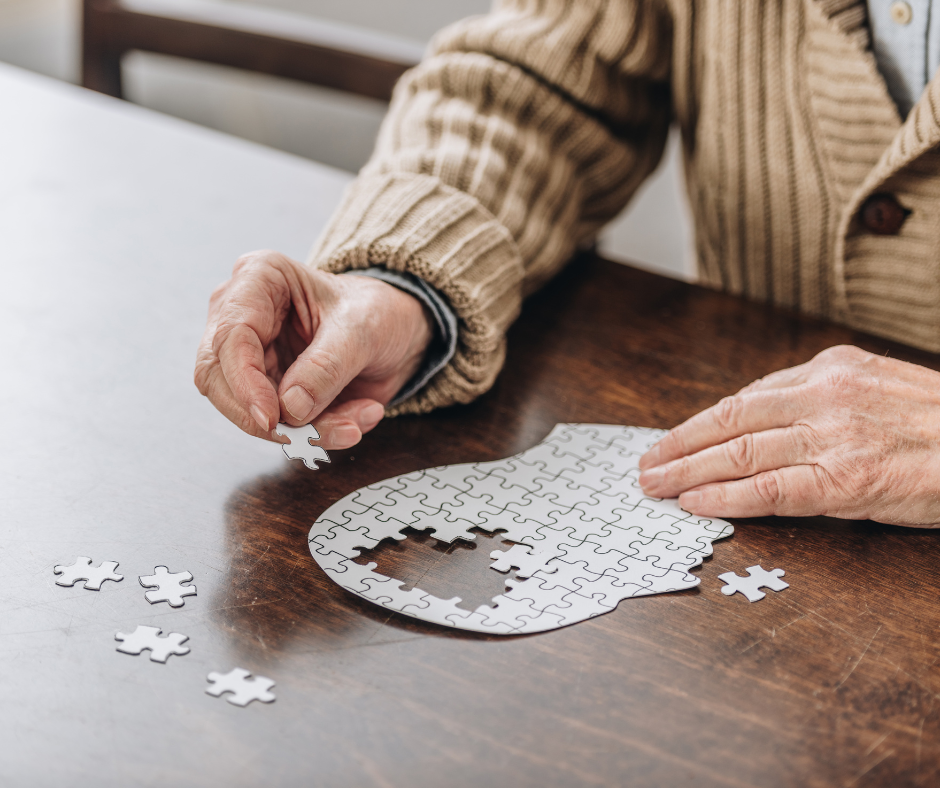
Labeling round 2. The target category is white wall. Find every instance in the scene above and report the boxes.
[598,128,695,280]
[0,0,694,279]
[0,0,79,80]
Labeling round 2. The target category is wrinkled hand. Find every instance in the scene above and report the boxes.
[638,345,940,527]
[195,250,434,449]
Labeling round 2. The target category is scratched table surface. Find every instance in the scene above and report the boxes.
[3,63,940,788]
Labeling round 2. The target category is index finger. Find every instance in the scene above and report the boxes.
[208,257,306,431]
[195,290,275,436]
[638,387,810,470]
[195,357,282,442]
[214,321,281,431]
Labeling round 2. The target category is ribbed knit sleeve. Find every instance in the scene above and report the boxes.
[308,0,674,415]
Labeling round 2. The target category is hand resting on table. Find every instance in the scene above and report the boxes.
[195,250,434,449]
[639,345,940,528]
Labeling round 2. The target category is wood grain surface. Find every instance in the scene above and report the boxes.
[217,254,940,788]
[4,66,940,788]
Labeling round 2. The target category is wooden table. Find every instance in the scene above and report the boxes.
[3,63,940,788]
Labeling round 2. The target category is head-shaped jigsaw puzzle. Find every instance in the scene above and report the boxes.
[309,424,733,634]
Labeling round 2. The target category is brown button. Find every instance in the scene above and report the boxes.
[860,193,909,235]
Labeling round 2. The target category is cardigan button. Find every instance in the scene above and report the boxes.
[860,193,908,235]
[890,1,914,25]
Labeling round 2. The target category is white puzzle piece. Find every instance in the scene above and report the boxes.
[115,625,190,663]
[139,566,197,607]
[206,668,276,706]
[53,557,123,590]
[275,423,331,470]
[489,544,558,578]
[308,424,734,635]
[718,565,788,602]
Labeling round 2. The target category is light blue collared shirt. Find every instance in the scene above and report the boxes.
[869,0,940,116]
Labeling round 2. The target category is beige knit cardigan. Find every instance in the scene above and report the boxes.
[309,0,940,415]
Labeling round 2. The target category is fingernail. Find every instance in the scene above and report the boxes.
[359,402,385,430]
[639,445,660,470]
[680,491,703,511]
[282,385,314,421]
[332,424,362,449]
[638,467,664,492]
[250,404,270,431]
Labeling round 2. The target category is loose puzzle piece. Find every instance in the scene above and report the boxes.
[115,625,190,663]
[275,422,331,470]
[206,668,276,707]
[308,424,735,634]
[718,565,789,602]
[53,557,123,590]
[139,566,197,607]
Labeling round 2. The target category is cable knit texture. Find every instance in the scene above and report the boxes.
[309,0,940,415]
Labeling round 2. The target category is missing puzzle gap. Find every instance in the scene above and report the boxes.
[353,526,518,611]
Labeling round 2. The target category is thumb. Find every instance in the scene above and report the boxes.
[277,322,367,425]
[315,398,387,449]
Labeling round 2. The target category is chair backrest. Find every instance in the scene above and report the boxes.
[82,0,424,101]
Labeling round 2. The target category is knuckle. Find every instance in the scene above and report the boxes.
[726,433,756,472]
[658,427,693,463]
[714,395,745,431]
[657,431,682,459]
[669,454,695,486]
[210,319,239,356]
[813,463,855,510]
[816,344,863,364]
[753,470,784,508]
[320,351,345,386]
[792,422,821,459]
[815,367,857,398]
[814,346,879,390]
[301,346,347,391]
[232,252,259,274]
[829,453,876,499]
[738,378,765,395]
[192,347,218,396]
[823,368,877,403]
[232,249,284,275]
[193,364,210,395]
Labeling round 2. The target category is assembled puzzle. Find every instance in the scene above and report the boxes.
[309,424,734,634]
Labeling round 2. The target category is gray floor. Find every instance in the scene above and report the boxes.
[0,0,694,279]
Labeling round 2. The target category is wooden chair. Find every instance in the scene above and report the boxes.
[81,0,423,103]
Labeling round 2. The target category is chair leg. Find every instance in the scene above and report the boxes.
[82,0,124,98]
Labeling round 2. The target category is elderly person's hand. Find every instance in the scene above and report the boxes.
[638,345,940,528]
[195,250,433,449]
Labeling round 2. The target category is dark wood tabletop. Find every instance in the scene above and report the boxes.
[4,66,940,788]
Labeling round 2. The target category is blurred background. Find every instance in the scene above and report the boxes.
[0,0,694,279]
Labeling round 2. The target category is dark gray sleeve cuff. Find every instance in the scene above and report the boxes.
[344,267,458,408]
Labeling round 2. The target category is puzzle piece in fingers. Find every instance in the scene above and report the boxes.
[115,625,190,663]
[53,557,123,590]
[206,668,276,706]
[275,422,330,470]
[139,566,197,607]
[308,424,734,635]
[719,565,788,602]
